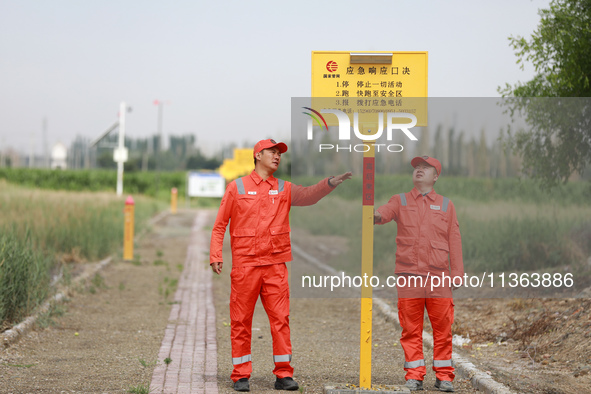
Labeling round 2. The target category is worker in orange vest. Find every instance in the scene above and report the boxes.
[374,156,464,392]
[210,139,352,392]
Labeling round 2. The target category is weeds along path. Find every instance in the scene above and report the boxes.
[0,209,201,393]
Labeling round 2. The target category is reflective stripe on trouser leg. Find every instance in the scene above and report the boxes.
[404,359,425,369]
[230,266,262,382]
[274,354,292,363]
[397,297,427,381]
[433,359,453,368]
[233,355,252,365]
[426,297,455,381]
[260,263,294,379]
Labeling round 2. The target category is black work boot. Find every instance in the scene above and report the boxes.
[274,376,299,390]
[234,378,250,392]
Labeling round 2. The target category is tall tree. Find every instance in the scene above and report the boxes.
[500,0,591,97]
[500,0,591,187]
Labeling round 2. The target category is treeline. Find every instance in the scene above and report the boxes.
[291,125,528,179]
[0,168,189,199]
[66,133,222,172]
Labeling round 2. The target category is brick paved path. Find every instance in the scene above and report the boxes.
[150,211,218,394]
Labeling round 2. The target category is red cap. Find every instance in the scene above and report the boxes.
[125,195,135,205]
[253,139,288,158]
[411,155,442,175]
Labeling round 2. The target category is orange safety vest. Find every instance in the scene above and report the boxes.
[210,171,334,267]
[376,187,464,279]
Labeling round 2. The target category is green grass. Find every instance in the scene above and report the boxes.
[0,167,183,197]
[0,167,224,207]
[138,358,157,368]
[0,180,165,329]
[460,216,589,272]
[127,384,151,394]
[0,231,51,327]
[91,273,107,289]
[291,177,591,279]
[292,174,591,205]
[36,303,67,329]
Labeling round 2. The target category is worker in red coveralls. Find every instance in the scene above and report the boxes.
[374,156,464,393]
[210,139,352,392]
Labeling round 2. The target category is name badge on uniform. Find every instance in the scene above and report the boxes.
[248,191,257,195]
[269,190,278,195]
[430,205,441,210]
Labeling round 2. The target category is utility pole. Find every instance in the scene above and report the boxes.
[154,99,167,168]
[43,117,49,168]
[153,99,169,195]
[29,132,35,168]
[115,102,130,196]
[0,137,4,168]
[142,135,151,172]
[157,100,164,152]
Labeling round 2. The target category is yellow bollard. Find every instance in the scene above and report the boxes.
[171,187,178,214]
[123,195,135,261]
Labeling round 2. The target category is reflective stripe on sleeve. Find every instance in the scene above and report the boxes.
[433,359,453,368]
[232,354,252,365]
[399,193,407,206]
[235,178,245,195]
[404,359,425,369]
[273,354,292,363]
[442,197,449,212]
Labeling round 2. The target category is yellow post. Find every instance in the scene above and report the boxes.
[171,187,178,214]
[360,127,376,389]
[123,195,135,261]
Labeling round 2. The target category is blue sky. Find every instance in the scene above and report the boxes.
[0,0,551,154]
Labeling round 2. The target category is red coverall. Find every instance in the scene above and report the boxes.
[210,170,334,382]
[376,187,464,382]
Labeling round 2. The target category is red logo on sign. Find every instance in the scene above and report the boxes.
[326,61,338,72]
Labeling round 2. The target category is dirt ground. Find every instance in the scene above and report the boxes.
[0,211,196,393]
[1,209,590,393]
[212,228,479,393]
[293,229,591,394]
[451,297,591,394]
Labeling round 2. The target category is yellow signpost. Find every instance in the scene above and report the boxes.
[311,51,428,389]
[312,51,428,127]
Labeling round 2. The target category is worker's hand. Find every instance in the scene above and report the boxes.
[211,262,223,275]
[330,171,353,187]
[374,210,382,224]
